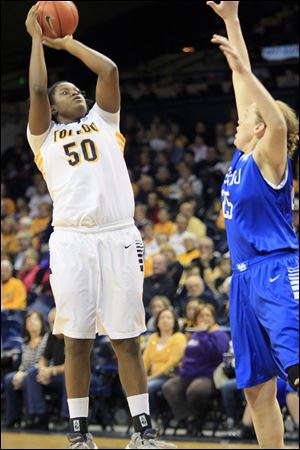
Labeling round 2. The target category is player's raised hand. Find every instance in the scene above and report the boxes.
[206,1,239,21]
[25,3,42,38]
[211,34,247,74]
[42,35,73,50]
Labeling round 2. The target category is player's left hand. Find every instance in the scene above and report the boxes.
[42,35,73,50]
[211,34,247,74]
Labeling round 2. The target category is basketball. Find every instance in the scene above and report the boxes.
[36,1,79,38]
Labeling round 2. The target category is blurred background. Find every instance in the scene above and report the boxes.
[1,0,299,444]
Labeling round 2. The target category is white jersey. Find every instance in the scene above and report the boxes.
[27,103,135,228]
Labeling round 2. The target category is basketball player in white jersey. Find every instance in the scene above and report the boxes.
[25,5,175,449]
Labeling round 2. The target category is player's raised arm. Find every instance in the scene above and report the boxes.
[206,1,252,122]
[42,36,120,113]
[26,4,51,135]
[211,35,287,172]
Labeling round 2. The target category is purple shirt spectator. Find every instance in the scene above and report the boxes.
[179,329,229,380]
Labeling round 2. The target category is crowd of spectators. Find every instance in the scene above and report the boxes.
[1,64,299,438]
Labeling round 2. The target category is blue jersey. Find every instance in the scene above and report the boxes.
[221,149,298,266]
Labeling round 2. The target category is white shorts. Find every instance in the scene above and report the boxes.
[49,220,146,339]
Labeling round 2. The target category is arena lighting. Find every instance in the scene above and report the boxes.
[182,46,195,53]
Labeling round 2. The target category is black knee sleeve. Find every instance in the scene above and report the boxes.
[286,364,299,393]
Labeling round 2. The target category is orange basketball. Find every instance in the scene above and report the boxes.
[36,1,79,38]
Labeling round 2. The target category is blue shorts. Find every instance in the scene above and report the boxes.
[230,252,299,389]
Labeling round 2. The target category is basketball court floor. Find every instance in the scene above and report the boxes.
[1,432,299,449]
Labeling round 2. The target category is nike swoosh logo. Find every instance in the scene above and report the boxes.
[46,15,58,37]
[125,244,132,249]
[270,275,280,283]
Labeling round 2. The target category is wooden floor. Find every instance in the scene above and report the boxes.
[1,432,299,449]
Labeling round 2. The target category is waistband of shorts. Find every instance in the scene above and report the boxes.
[232,250,299,273]
[54,218,135,233]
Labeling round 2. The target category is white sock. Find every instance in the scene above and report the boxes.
[67,397,89,419]
[127,393,150,417]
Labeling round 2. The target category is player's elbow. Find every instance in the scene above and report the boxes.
[108,63,118,76]
[272,119,287,136]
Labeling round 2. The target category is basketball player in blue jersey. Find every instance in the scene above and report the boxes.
[25,5,175,450]
[207,2,299,448]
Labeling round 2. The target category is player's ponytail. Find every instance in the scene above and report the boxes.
[256,101,299,157]
[276,101,299,157]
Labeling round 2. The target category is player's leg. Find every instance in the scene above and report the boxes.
[110,338,151,429]
[244,377,284,448]
[64,337,97,448]
[49,230,99,448]
[285,383,299,427]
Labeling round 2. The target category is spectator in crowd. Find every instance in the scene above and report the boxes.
[189,134,208,163]
[164,134,184,167]
[3,310,48,428]
[146,191,161,224]
[143,308,186,421]
[175,162,203,199]
[17,248,50,304]
[192,236,219,280]
[135,175,154,204]
[170,122,189,149]
[159,244,184,288]
[178,181,202,215]
[177,232,201,268]
[30,202,52,242]
[134,204,149,231]
[149,124,168,152]
[212,252,232,292]
[170,213,190,254]
[18,216,33,234]
[180,297,200,337]
[154,166,173,200]
[143,253,177,308]
[154,208,176,237]
[162,304,229,428]
[1,259,27,310]
[14,198,30,222]
[28,179,52,219]
[13,231,34,271]
[142,221,160,265]
[146,296,172,333]
[1,217,19,257]
[179,202,206,241]
[1,183,16,216]
[23,308,68,430]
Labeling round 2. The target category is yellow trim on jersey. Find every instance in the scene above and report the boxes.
[116,131,126,154]
[34,150,46,179]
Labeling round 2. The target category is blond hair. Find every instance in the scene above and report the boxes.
[256,100,299,157]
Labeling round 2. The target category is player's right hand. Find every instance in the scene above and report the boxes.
[206,1,239,21]
[25,3,43,38]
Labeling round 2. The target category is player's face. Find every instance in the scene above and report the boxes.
[234,103,260,150]
[52,82,87,121]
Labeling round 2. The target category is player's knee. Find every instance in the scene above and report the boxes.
[244,378,277,406]
[110,337,140,357]
[64,337,93,358]
[286,364,299,393]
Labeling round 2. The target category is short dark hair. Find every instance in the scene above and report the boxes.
[155,308,180,336]
[193,303,217,326]
[21,310,47,343]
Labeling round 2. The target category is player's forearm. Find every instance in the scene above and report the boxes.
[239,69,286,130]
[29,36,48,94]
[224,17,251,71]
[65,39,117,77]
